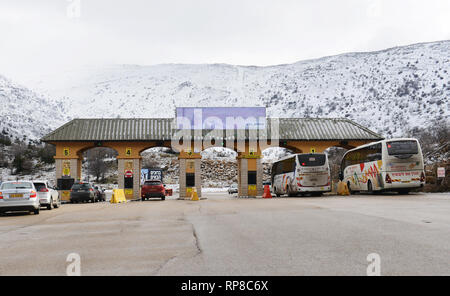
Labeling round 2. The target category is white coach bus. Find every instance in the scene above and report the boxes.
[339,138,425,194]
[271,153,331,197]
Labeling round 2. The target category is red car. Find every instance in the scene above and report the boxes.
[141,180,166,201]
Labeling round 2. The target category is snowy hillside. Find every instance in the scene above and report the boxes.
[5,40,450,140]
[0,75,69,141]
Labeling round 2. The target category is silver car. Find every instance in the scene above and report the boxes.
[0,181,41,215]
[33,180,60,210]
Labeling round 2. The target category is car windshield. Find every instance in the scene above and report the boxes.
[1,182,33,189]
[145,181,161,185]
[297,154,326,167]
[387,140,418,155]
[72,183,91,190]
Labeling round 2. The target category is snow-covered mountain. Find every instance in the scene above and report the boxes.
[4,40,450,140]
[0,75,69,141]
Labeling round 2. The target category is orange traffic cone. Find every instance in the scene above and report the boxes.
[262,185,272,198]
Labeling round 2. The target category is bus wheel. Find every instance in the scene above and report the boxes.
[274,187,280,197]
[347,182,354,195]
[287,186,294,197]
[367,181,373,194]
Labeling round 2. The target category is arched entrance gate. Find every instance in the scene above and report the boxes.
[42,117,383,200]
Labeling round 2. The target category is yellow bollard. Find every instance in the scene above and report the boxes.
[191,187,199,201]
[337,181,350,196]
[110,189,127,203]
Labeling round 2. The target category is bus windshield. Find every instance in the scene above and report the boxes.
[297,154,326,167]
[387,140,418,155]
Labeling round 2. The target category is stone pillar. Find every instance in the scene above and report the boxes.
[118,158,125,190]
[55,159,63,183]
[179,158,186,199]
[237,153,262,198]
[54,158,80,181]
[256,158,264,196]
[54,157,81,202]
[194,158,202,198]
[133,158,141,200]
[77,158,82,181]
[238,158,248,197]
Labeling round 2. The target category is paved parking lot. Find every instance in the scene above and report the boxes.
[0,192,449,275]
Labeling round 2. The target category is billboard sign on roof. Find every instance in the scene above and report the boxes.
[176,107,266,130]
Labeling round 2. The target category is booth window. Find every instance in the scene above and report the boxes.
[248,171,257,185]
[124,177,134,189]
[57,178,75,190]
[186,173,195,187]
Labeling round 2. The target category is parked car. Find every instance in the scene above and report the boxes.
[228,184,238,194]
[70,182,97,203]
[141,180,166,200]
[93,185,106,202]
[33,180,60,210]
[0,181,40,215]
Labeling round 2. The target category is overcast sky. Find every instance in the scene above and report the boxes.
[1,0,449,79]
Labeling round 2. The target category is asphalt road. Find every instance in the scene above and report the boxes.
[0,192,449,275]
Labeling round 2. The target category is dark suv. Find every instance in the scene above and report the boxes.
[70,182,97,203]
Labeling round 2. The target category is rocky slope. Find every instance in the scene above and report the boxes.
[0,75,69,141]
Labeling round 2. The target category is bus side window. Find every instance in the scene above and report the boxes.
[275,162,283,175]
[281,157,293,174]
[366,144,382,162]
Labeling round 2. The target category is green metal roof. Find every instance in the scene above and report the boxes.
[41,118,383,142]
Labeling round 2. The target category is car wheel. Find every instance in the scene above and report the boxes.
[47,198,53,210]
